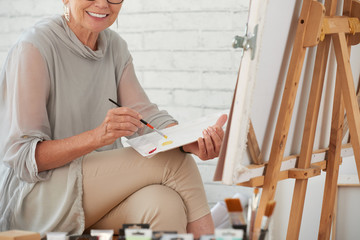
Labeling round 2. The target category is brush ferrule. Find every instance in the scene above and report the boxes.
[229,212,245,225]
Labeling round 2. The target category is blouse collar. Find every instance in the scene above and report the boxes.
[47,15,109,61]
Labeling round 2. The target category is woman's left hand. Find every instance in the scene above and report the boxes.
[181,114,227,160]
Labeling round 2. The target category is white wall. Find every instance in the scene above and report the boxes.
[0,0,250,207]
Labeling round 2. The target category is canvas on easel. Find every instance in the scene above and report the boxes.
[213,0,270,185]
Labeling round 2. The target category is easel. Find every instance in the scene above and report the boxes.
[241,0,360,239]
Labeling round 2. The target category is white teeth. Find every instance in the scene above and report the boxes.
[87,12,107,18]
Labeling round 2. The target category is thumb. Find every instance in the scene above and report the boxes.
[214,114,228,127]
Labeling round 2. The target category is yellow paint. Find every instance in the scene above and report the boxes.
[162,140,173,146]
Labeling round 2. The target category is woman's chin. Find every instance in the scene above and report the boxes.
[87,23,110,33]
[86,15,114,32]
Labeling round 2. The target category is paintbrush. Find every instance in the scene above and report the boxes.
[224,198,246,225]
[248,188,260,240]
[263,200,276,231]
[108,98,168,139]
[252,188,260,210]
[257,200,276,240]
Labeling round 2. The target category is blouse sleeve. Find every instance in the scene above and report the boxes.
[0,41,52,183]
[117,57,178,137]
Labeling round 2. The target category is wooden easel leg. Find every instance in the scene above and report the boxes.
[285,0,339,238]
[318,31,360,239]
[253,0,314,232]
[318,71,344,240]
[332,33,360,180]
[319,2,351,239]
[286,35,332,240]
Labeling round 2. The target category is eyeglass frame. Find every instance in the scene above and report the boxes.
[87,0,124,4]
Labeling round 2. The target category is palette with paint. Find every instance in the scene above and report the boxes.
[146,140,175,155]
[127,111,227,158]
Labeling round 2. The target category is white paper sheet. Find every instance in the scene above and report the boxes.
[127,111,228,157]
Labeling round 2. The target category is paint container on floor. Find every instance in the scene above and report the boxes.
[119,224,150,240]
[199,234,215,240]
[69,235,97,240]
[214,229,244,240]
[152,231,177,240]
[90,229,114,240]
[160,233,194,240]
[125,229,152,240]
[46,232,68,240]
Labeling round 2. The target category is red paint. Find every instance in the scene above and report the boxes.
[148,148,157,154]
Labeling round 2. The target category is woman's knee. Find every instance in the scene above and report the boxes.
[88,184,188,233]
[128,184,188,232]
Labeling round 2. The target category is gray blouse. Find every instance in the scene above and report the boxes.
[0,15,177,236]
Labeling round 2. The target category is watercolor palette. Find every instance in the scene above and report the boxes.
[127,111,228,158]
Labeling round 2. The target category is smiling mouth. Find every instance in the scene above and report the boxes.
[87,11,109,18]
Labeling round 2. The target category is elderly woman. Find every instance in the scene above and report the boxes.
[0,0,227,238]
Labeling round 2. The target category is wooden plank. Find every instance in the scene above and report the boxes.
[286,0,340,236]
[287,28,332,240]
[239,170,290,188]
[319,2,358,236]
[247,120,263,164]
[288,165,321,179]
[318,70,344,240]
[304,1,325,47]
[253,0,314,232]
[0,230,40,240]
[338,183,360,187]
[342,87,360,140]
[237,159,337,188]
[322,17,355,34]
[239,161,329,187]
[333,32,360,180]
[348,0,360,45]
[235,143,352,185]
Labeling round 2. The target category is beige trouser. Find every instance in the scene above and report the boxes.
[82,147,210,233]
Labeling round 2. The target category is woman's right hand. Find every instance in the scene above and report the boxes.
[92,107,143,147]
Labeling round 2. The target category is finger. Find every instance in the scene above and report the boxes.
[211,123,225,138]
[105,129,134,139]
[214,114,228,127]
[111,106,141,117]
[197,137,207,160]
[203,129,215,158]
[118,130,138,137]
[104,120,136,136]
[109,107,143,124]
[106,121,139,133]
[207,127,222,153]
[108,114,143,128]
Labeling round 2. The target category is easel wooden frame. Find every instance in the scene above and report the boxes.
[240,0,360,239]
[247,120,263,165]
